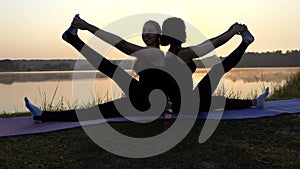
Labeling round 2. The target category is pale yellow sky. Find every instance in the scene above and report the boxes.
[1,0,300,59]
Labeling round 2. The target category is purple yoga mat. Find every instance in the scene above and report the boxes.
[1,99,300,138]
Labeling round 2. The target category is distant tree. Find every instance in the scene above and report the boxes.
[0,59,16,71]
[58,63,71,70]
[43,63,52,70]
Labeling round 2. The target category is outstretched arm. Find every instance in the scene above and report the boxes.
[72,17,144,56]
[178,23,247,62]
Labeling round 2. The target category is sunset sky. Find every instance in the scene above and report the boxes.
[1,0,300,60]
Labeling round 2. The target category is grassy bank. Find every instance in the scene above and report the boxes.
[0,114,299,169]
[1,72,300,168]
[268,71,300,100]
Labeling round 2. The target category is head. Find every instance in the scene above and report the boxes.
[142,20,161,47]
[161,17,186,46]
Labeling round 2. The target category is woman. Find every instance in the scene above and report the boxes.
[25,16,180,123]
[160,17,269,113]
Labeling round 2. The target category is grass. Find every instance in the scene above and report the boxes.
[34,82,115,112]
[0,112,30,118]
[268,71,300,100]
[0,114,299,169]
[1,72,300,168]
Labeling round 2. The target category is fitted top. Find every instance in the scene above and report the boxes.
[132,48,166,75]
[166,48,197,74]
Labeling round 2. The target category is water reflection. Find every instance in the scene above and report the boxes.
[224,68,299,83]
[0,67,299,113]
[194,67,300,83]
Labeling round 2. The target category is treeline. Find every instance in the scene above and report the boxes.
[0,50,300,72]
[195,50,300,68]
[0,59,135,72]
[0,59,93,72]
[236,50,300,67]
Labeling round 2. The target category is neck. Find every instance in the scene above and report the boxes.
[169,43,181,53]
[147,43,160,48]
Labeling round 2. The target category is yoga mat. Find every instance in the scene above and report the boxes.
[1,99,300,138]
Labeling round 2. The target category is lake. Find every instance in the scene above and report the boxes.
[1,67,299,113]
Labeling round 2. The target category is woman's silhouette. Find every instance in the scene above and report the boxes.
[25,17,181,123]
[160,17,268,113]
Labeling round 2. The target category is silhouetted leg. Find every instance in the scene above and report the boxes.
[33,98,129,122]
[63,32,150,112]
[221,42,249,73]
[209,96,253,110]
[196,42,249,112]
[224,98,253,110]
[63,32,127,81]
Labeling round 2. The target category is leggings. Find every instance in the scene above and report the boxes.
[35,98,128,122]
[196,41,253,112]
